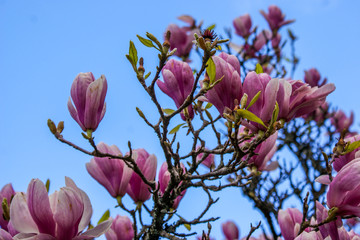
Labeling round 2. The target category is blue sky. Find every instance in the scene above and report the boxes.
[1,0,360,239]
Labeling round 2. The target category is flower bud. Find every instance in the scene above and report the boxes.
[127,149,157,203]
[86,142,132,198]
[233,14,252,38]
[157,59,195,120]
[221,220,239,240]
[67,72,107,132]
[105,215,134,240]
[260,5,295,31]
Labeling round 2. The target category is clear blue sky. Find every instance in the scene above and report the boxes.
[1,0,359,239]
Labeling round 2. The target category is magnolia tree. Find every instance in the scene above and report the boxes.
[1,5,359,240]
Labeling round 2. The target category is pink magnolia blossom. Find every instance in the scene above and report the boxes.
[294,231,323,240]
[243,30,272,58]
[327,158,360,217]
[271,33,281,49]
[127,148,157,203]
[333,134,360,172]
[67,72,107,132]
[158,162,186,209]
[203,52,242,116]
[316,201,344,240]
[330,110,354,134]
[278,208,303,240]
[166,24,197,59]
[277,79,335,121]
[304,68,327,87]
[221,220,239,240]
[157,59,194,120]
[240,129,278,171]
[260,5,295,31]
[105,215,133,240]
[241,71,277,130]
[233,14,252,38]
[9,177,111,240]
[0,229,12,240]
[86,142,132,198]
[196,148,215,169]
[0,184,16,232]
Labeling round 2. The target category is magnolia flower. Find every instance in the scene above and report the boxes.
[127,148,157,203]
[86,142,132,198]
[0,229,13,240]
[240,130,278,171]
[277,79,335,121]
[278,208,303,240]
[222,220,239,240]
[157,59,194,120]
[260,5,295,31]
[9,177,111,240]
[0,184,16,232]
[158,162,186,209]
[203,52,242,116]
[233,14,252,38]
[67,72,107,132]
[330,110,354,134]
[304,68,327,87]
[105,215,133,240]
[316,201,344,240]
[166,24,197,59]
[327,158,360,217]
[196,147,215,169]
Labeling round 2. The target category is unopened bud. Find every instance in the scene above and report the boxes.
[240,93,248,109]
[198,37,206,50]
[47,119,57,135]
[57,121,64,134]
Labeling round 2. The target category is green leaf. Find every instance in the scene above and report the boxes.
[344,140,360,154]
[255,63,263,74]
[246,91,261,110]
[215,45,222,50]
[206,57,216,84]
[97,210,110,225]
[205,109,213,121]
[184,223,191,231]
[136,107,145,119]
[169,123,186,134]
[129,40,138,69]
[237,109,266,128]
[163,108,175,115]
[146,32,162,49]
[270,101,279,126]
[205,103,213,109]
[45,179,50,193]
[137,35,155,48]
[144,72,151,80]
[207,24,216,30]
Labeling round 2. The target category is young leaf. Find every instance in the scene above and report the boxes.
[144,72,151,80]
[237,109,266,128]
[163,108,175,115]
[207,24,216,30]
[206,57,216,84]
[255,63,263,74]
[246,91,262,110]
[97,210,110,225]
[129,40,138,68]
[205,102,213,109]
[184,223,191,231]
[344,140,360,154]
[270,101,279,126]
[45,179,50,193]
[137,35,155,48]
[169,123,186,134]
